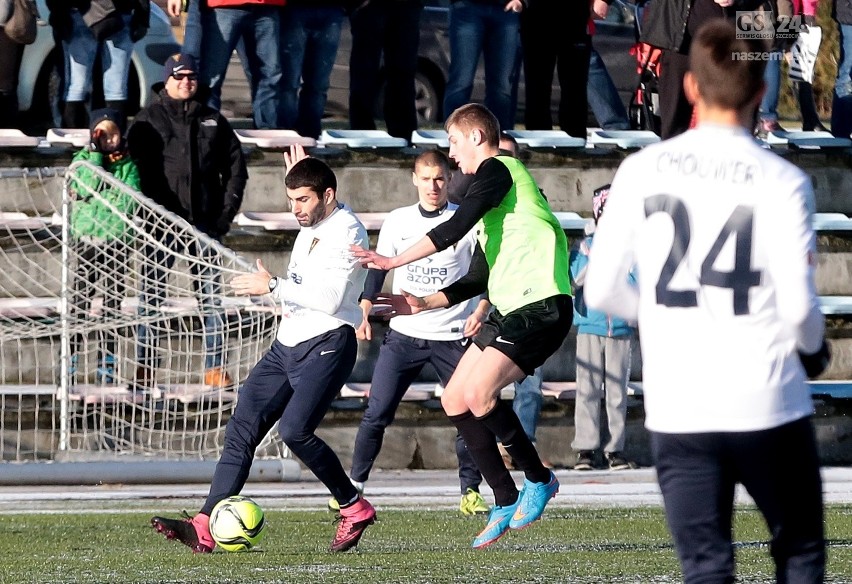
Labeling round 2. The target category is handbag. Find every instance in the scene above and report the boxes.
[83,0,125,42]
[4,0,38,45]
[0,0,13,27]
[789,25,822,84]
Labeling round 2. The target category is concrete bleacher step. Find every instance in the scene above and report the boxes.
[68,384,148,405]
[319,130,408,148]
[65,383,238,405]
[0,384,56,396]
[588,130,661,149]
[766,131,852,149]
[45,128,89,148]
[506,130,586,148]
[0,130,40,148]
[410,130,449,148]
[234,130,316,149]
[157,383,237,404]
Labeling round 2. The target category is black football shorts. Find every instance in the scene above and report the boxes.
[473,294,573,375]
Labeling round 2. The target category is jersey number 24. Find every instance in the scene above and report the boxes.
[645,194,761,316]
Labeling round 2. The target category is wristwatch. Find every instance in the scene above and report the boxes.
[268,277,278,293]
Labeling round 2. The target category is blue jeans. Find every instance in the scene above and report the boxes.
[513,366,543,443]
[588,48,628,130]
[63,12,133,102]
[758,51,782,122]
[181,0,203,60]
[832,23,852,138]
[136,234,225,371]
[443,0,521,129]
[200,6,281,129]
[279,5,344,138]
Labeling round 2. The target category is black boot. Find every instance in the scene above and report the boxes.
[62,101,89,128]
[797,82,828,132]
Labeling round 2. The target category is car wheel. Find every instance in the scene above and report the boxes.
[28,50,63,132]
[414,70,441,124]
[374,69,443,126]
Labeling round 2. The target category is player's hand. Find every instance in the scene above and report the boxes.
[799,340,831,379]
[713,0,734,6]
[283,144,309,175]
[166,0,182,17]
[592,0,609,19]
[89,129,105,153]
[230,259,273,296]
[372,293,416,318]
[463,312,485,337]
[350,246,395,270]
[505,0,524,13]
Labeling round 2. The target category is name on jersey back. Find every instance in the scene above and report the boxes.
[657,151,760,185]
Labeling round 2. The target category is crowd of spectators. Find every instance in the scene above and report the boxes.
[0,0,850,137]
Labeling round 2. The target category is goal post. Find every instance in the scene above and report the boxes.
[0,161,287,462]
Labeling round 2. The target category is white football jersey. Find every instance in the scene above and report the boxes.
[585,124,824,433]
[376,203,479,340]
[273,205,368,346]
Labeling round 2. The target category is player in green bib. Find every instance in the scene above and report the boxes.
[352,103,572,548]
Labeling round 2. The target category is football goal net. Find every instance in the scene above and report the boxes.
[0,162,284,462]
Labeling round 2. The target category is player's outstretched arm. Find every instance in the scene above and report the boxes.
[371,290,449,318]
[350,236,438,271]
[230,259,272,296]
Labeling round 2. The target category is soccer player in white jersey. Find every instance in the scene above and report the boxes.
[584,20,829,582]
[151,147,377,554]
[328,150,491,516]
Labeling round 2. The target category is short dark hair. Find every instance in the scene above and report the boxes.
[689,19,767,111]
[284,157,337,196]
[413,149,451,173]
[498,131,519,157]
[445,103,500,147]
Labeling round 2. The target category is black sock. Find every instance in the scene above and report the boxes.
[448,411,518,507]
[477,400,550,484]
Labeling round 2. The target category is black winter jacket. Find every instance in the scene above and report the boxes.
[640,0,767,53]
[127,84,248,238]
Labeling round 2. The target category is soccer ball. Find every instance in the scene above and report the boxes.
[209,496,267,552]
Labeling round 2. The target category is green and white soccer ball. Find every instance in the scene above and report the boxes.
[209,496,267,552]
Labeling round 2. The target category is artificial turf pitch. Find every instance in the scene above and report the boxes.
[2,506,852,583]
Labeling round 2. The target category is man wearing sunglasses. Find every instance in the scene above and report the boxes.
[128,53,248,390]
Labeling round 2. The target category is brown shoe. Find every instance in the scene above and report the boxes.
[204,367,233,388]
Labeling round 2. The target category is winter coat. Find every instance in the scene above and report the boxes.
[127,84,247,238]
[569,227,636,338]
[640,0,771,53]
[69,148,140,243]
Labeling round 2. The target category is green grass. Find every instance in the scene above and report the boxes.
[2,506,852,583]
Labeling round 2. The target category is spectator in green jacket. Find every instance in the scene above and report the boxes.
[68,107,140,386]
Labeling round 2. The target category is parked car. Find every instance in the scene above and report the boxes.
[218,0,639,126]
[18,1,181,131]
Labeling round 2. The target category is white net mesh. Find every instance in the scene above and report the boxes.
[0,162,286,461]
